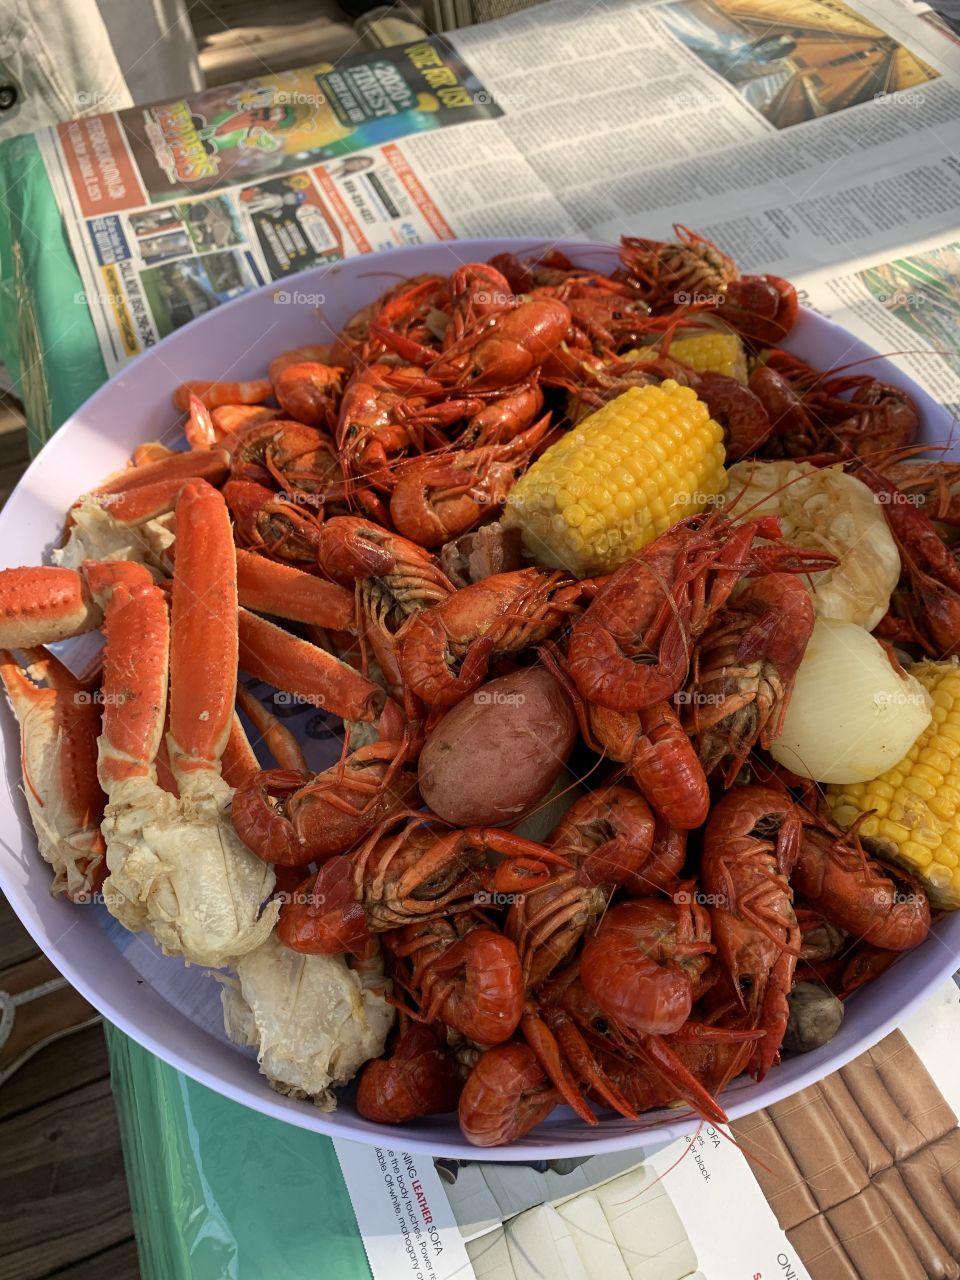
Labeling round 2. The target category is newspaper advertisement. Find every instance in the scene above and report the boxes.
[35,0,960,402]
[334,981,960,1280]
[35,38,538,369]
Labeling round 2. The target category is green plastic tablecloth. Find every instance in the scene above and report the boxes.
[0,132,371,1280]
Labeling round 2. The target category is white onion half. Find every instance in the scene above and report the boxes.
[722,461,900,630]
[769,619,932,784]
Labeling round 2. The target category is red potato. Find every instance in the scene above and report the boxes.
[418,666,578,826]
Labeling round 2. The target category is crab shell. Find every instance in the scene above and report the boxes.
[219,932,394,1108]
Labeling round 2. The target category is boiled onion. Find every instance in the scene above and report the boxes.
[721,461,900,630]
[769,619,932,783]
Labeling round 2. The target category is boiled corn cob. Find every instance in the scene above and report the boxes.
[826,659,960,909]
[502,381,727,577]
[627,333,748,385]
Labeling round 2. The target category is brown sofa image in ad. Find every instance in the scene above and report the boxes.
[732,1030,960,1280]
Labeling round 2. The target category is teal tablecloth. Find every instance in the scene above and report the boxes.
[106,1027,370,1280]
[0,131,371,1280]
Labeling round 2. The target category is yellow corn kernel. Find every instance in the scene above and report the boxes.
[502,382,727,577]
[626,333,748,384]
[825,660,960,908]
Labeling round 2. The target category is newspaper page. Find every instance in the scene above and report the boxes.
[335,981,960,1280]
[35,0,960,403]
[35,38,569,372]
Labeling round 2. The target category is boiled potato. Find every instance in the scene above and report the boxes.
[418,666,578,826]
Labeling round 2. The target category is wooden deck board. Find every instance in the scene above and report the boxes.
[48,1238,141,1279]
[0,897,137,1277]
[0,1078,135,1279]
[0,1022,111,1123]
[0,903,41,970]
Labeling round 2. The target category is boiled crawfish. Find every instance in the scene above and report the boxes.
[701,786,801,1079]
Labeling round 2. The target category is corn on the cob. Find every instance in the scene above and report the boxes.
[502,381,727,577]
[826,659,960,909]
[627,333,748,385]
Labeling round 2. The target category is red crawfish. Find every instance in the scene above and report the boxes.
[399,567,591,707]
[566,512,836,715]
[356,1023,463,1125]
[276,815,572,956]
[685,572,816,784]
[505,783,657,990]
[385,916,525,1046]
[701,786,802,1080]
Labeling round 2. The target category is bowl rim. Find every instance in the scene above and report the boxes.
[2,236,958,1160]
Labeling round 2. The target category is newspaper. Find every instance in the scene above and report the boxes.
[34,0,960,410]
[334,981,960,1280]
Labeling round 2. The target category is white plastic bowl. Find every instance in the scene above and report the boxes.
[2,239,958,1160]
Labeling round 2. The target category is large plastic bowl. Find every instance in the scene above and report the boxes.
[2,239,958,1159]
